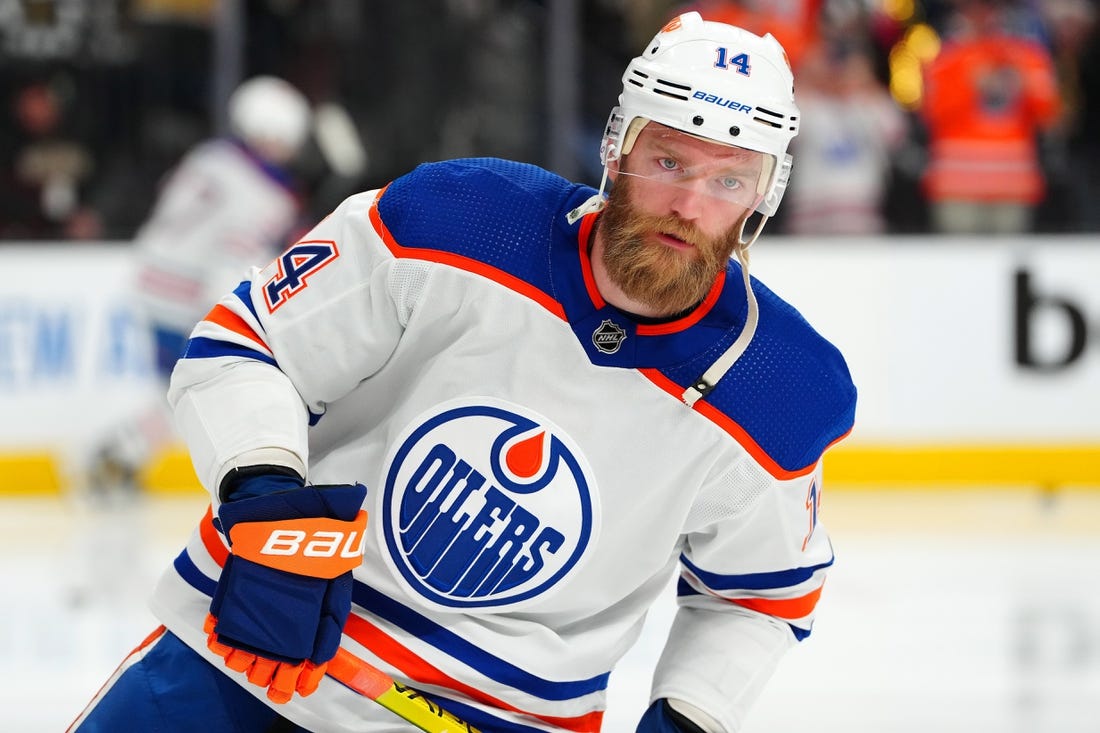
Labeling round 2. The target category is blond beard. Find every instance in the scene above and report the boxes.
[598,177,740,316]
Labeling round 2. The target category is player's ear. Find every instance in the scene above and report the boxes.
[606,154,621,182]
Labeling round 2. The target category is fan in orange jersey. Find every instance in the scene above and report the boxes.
[920,0,1062,234]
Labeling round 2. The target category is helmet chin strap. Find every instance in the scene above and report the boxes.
[566,166,611,225]
[680,215,765,408]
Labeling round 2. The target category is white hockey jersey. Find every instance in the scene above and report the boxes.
[133,138,301,334]
[155,158,856,733]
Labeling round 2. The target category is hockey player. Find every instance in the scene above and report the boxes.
[69,12,855,733]
[87,75,312,494]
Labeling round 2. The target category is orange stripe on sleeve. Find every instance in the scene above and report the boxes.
[729,584,823,620]
[199,505,230,566]
[203,303,269,351]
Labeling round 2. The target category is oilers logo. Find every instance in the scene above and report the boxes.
[380,399,599,610]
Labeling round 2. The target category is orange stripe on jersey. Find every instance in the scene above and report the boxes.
[203,303,269,351]
[729,584,823,620]
[344,614,604,733]
[577,212,605,307]
[200,505,229,566]
[134,625,168,651]
[368,189,568,321]
[637,273,724,336]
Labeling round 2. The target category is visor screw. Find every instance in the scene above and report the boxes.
[729,126,741,137]
[692,115,704,126]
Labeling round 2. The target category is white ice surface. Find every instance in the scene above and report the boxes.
[4,489,1098,732]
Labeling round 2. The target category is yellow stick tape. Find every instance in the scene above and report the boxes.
[374,684,481,733]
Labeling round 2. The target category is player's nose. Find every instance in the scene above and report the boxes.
[666,179,709,222]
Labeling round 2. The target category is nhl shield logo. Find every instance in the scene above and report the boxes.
[592,319,627,354]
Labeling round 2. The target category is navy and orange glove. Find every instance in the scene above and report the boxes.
[205,472,368,704]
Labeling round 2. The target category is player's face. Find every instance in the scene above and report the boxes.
[599,124,765,315]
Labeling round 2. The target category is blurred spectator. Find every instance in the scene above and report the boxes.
[783,3,909,235]
[0,75,96,239]
[918,0,1062,235]
[4,0,1099,238]
[81,0,217,239]
[1039,0,1099,231]
[87,75,313,495]
[0,0,214,241]
[239,1,542,211]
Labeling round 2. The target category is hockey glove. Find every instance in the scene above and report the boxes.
[206,478,368,704]
[636,699,709,733]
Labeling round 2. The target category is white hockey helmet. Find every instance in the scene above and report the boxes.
[227,76,311,163]
[601,12,799,218]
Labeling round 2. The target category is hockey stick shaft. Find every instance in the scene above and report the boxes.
[327,647,481,733]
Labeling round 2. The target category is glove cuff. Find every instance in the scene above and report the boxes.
[218,482,367,531]
[664,700,711,733]
[220,464,305,503]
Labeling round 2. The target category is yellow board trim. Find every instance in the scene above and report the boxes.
[826,443,1100,488]
[140,448,203,495]
[0,453,63,495]
[2,443,1099,495]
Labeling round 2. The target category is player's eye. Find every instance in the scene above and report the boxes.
[719,175,744,190]
[657,157,679,172]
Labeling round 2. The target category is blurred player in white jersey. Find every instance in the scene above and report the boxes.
[70,13,855,733]
[87,75,312,495]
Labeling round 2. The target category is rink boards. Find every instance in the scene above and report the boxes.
[1,238,1099,494]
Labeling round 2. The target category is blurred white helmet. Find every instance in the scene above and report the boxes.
[228,76,311,163]
[601,12,799,217]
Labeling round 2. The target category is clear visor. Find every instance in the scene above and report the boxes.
[614,122,777,212]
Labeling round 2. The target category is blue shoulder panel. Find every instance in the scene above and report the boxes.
[377,158,591,294]
[661,276,857,473]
